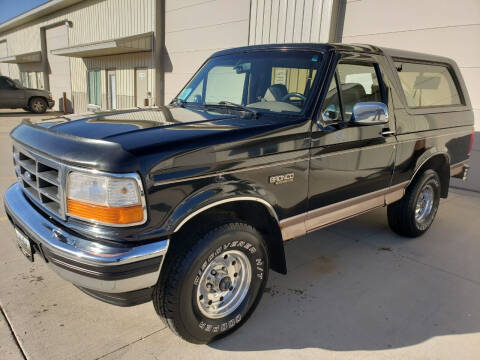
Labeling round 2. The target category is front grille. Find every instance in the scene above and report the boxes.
[13,144,65,219]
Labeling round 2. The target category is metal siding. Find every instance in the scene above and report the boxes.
[342,0,480,129]
[277,0,288,42]
[0,41,8,76]
[249,0,332,45]
[269,0,280,43]
[164,0,250,103]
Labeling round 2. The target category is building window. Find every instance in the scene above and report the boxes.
[37,72,44,89]
[20,72,28,87]
[88,70,101,106]
[28,72,37,89]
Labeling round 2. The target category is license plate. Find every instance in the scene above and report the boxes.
[14,228,33,262]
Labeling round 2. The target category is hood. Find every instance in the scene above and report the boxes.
[42,106,239,139]
[41,106,290,153]
[12,106,297,172]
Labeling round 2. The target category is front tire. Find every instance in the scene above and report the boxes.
[29,97,48,114]
[387,169,441,237]
[153,221,269,344]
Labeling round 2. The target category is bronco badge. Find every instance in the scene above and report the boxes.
[269,172,294,185]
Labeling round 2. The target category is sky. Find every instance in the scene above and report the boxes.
[0,0,50,24]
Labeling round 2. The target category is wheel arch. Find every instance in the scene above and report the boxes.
[27,95,48,109]
[409,152,450,198]
[28,95,47,103]
[170,196,287,275]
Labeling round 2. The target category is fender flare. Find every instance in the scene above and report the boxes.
[173,196,279,233]
[407,150,450,187]
[164,180,280,234]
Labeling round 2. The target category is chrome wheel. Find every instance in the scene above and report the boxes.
[196,250,252,319]
[415,184,434,223]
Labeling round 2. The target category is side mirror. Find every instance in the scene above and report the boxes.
[322,104,340,123]
[351,102,388,126]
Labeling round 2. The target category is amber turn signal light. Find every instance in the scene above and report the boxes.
[67,199,144,225]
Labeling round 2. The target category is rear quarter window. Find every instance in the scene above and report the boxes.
[394,61,463,108]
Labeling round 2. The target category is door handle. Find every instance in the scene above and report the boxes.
[381,129,396,137]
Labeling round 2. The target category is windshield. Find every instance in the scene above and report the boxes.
[174,51,323,116]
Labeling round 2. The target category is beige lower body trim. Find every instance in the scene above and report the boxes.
[280,182,408,241]
[450,161,467,177]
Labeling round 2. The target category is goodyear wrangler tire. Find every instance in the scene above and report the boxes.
[153,222,269,344]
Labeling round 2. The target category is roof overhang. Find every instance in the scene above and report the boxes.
[51,32,153,58]
[0,51,42,63]
[0,0,84,33]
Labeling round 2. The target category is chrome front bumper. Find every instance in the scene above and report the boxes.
[4,183,168,304]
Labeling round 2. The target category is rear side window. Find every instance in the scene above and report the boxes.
[394,61,462,107]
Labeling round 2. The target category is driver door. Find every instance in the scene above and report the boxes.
[307,52,397,231]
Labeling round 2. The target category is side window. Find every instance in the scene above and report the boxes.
[0,77,10,89]
[394,61,462,107]
[321,75,342,122]
[0,77,16,89]
[337,63,382,121]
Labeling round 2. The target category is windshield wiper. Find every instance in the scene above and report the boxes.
[206,101,259,119]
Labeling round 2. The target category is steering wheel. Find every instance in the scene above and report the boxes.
[281,92,307,102]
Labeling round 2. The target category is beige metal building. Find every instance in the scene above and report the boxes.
[0,0,478,130]
[0,0,338,113]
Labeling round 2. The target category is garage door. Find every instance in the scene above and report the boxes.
[0,41,9,76]
[46,25,72,112]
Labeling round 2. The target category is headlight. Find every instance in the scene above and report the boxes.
[66,171,145,226]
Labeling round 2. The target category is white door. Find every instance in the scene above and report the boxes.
[46,25,72,112]
[107,70,117,109]
[135,68,148,107]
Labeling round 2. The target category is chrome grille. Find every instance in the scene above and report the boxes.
[13,144,65,219]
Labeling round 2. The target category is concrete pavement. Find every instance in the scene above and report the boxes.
[1,110,479,359]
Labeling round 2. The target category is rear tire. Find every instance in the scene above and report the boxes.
[153,221,269,344]
[29,97,47,114]
[387,169,441,237]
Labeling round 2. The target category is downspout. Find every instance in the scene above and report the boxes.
[329,0,347,43]
[40,28,50,91]
[154,0,165,106]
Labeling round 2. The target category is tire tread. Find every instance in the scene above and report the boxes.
[153,220,261,344]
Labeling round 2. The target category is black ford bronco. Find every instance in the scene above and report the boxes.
[4,44,474,343]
